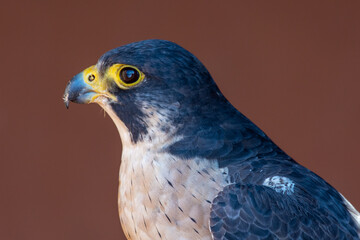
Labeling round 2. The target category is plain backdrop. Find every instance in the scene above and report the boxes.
[1,1,359,239]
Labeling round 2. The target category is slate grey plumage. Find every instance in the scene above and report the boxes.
[64,39,360,240]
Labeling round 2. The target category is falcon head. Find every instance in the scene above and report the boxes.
[64,40,230,145]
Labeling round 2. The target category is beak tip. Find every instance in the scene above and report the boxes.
[63,93,70,109]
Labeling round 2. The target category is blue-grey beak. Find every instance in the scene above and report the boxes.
[63,72,98,109]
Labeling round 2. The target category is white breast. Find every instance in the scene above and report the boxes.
[118,143,228,240]
[98,99,228,240]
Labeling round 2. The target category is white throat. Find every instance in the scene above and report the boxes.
[95,98,229,240]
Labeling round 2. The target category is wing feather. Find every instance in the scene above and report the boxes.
[210,183,359,240]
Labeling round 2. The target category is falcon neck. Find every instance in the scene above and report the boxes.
[165,95,290,164]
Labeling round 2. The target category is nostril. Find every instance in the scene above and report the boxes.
[88,74,95,82]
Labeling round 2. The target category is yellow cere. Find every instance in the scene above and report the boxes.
[82,65,117,102]
[107,64,145,89]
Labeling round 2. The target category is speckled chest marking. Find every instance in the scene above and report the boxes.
[119,145,228,240]
[99,100,229,240]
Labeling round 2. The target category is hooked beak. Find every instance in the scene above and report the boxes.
[63,72,100,109]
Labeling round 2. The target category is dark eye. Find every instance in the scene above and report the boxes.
[120,67,140,84]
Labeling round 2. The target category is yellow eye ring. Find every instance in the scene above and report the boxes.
[108,64,144,89]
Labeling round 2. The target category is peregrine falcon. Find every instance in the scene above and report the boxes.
[64,40,360,239]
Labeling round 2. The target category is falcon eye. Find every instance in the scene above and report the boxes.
[88,74,95,82]
[119,67,140,84]
[108,64,144,89]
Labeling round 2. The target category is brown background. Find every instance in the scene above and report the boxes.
[1,1,359,239]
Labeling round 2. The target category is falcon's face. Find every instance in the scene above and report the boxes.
[64,40,222,143]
